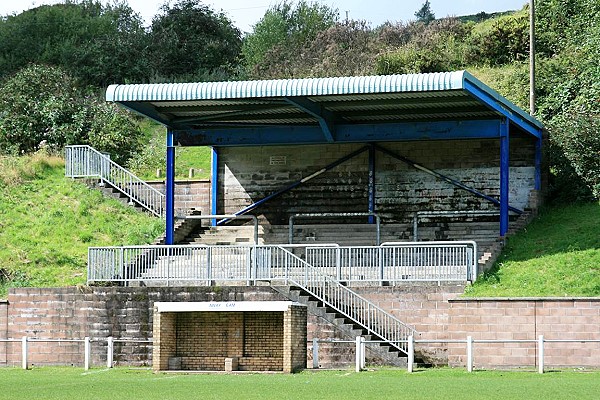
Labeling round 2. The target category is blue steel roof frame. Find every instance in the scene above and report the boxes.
[105,71,543,145]
[460,71,543,139]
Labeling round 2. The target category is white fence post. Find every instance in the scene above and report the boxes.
[407,335,414,373]
[312,339,319,369]
[107,336,114,368]
[466,336,473,372]
[84,337,91,370]
[360,337,366,369]
[21,336,28,370]
[538,335,544,374]
[355,336,362,372]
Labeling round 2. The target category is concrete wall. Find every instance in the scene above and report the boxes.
[218,139,536,224]
[146,180,210,217]
[447,298,600,369]
[0,287,286,367]
[3,287,598,369]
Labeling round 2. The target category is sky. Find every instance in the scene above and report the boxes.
[0,0,528,33]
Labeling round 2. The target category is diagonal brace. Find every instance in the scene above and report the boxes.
[284,96,336,142]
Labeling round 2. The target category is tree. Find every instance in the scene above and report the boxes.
[148,0,242,82]
[415,0,435,24]
[0,65,143,163]
[0,1,150,87]
[242,0,338,78]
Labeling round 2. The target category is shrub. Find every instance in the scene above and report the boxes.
[0,64,143,163]
[464,10,529,66]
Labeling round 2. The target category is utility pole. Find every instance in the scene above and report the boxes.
[529,0,536,115]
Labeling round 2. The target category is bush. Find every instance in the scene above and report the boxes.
[0,64,143,164]
[464,9,529,66]
[376,18,469,74]
[547,113,600,201]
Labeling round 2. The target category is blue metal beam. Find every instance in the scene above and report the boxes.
[500,119,510,237]
[535,137,542,191]
[120,101,175,128]
[368,144,376,224]
[284,96,336,142]
[463,81,542,140]
[174,119,502,147]
[165,130,176,245]
[375,144,523,215]
[211,147,218,227]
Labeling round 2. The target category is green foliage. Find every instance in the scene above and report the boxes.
[0,154,163,297]
[242,0,338,78]
[465,202,600,297]
[0,1,149,87]
[254,20,381,79]
[465,9,529,66]
[376,18,469,74]
[0,64,143,164]
[414,0,435,24]
[149,0,241,82]
[547,114,600,200]
[127,121,211,180]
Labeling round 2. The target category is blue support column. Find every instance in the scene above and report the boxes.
[211,147,218,227]
[500,119,510,237]
[368,144,376,224]
[165,130,176,245]
[535,136,542,190]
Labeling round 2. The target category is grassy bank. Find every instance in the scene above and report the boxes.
[0,153,163,298]
[0,368,598,400]
[465,202,600,297]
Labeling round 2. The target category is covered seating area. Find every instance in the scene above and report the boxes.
[106,71,543,246]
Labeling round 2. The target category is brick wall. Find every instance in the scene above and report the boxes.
[153,306,305,372]
[447,299,600,368]
[218,139,536,223]
[1,287,286,367]
[146,180,210,216]
[4,287,599,369]
[284,305,307,372]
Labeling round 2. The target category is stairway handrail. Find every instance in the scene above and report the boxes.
[65,145,165,217]
[274,245,417,354]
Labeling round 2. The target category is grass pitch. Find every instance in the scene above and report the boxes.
[0,367,599,400]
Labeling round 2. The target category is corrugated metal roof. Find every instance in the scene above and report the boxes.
[107,71,464,102]
[106,70,543,142]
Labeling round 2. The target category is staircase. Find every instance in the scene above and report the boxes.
[65,145,164,217]
[273,285,409,367]
[267,247,417,358]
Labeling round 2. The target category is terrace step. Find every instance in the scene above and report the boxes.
[272,285,410,368]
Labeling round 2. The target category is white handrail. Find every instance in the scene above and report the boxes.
[65,145,165,217]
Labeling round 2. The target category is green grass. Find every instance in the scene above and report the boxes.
[465,202,600,297]
[0,153,164,298]
[129,120,211,181]
[0,367,599,400]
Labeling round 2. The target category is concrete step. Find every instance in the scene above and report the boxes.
[272,285,406,368]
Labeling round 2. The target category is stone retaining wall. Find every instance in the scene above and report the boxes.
[447,298,600,369]
[146,180,210,216]
[1,288,599,369]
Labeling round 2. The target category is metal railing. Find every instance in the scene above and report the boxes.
[65,145,165,217]
[88,242,476,285]
[288,213,381,245]
[181,214,260,244]
[311,335,600,373]
[412,210,504,241]
[272,246,416,355]
[87,242,475,356]
[4,336,152,370]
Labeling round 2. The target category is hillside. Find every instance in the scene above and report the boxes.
[465,202,600,297]
[0,153,163,298]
